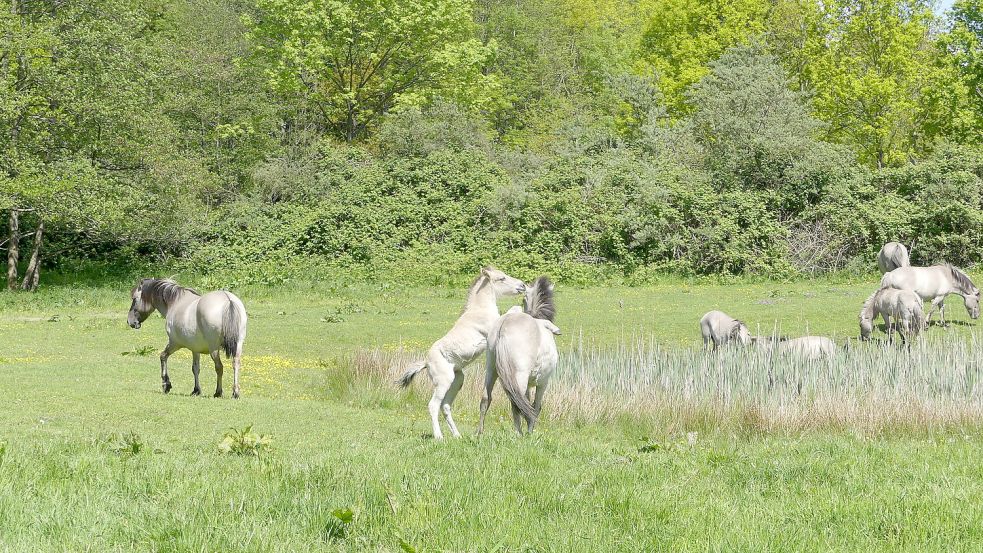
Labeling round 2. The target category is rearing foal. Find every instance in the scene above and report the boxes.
[127,279,248,398]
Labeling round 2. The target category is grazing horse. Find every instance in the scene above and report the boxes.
[778,336,836,359]
[753,336,836,360]
[127,279,248,398]
[859,287,925,343]
[398,266,525,439]
[478,276,560,435]
[699,310,751,350]
[881,265,980,326]
[877,242,909,274]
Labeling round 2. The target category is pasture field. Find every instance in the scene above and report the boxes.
[2,276,983,551]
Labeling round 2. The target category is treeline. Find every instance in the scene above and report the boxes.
[2,0,983,287]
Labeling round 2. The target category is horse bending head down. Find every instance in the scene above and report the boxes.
[949,265,981,319]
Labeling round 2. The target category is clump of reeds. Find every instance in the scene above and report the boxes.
[344,331,983,433]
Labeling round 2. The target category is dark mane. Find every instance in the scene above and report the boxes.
[729,319,748,340]
[948,264,978,294]
[138,278,199,309]
[523,276,556,322]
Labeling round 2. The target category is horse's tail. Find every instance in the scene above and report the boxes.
[912,304,926,334]
[222,294,246,358]
[398,362,427,388]
[494,328,538,424]
[890,244,910,270]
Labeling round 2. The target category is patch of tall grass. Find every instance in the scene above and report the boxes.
[346,332,983,434]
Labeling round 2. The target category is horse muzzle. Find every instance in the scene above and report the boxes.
[129,321,141,329]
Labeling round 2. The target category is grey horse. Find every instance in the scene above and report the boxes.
[127,279,248,398]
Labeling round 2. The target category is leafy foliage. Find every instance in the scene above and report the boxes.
[218,425,274,457]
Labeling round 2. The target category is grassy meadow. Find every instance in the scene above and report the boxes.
[2,275,983,550]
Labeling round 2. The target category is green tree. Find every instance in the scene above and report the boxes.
[943,0,983,141]
[774,0,974,166]
[244,0,498,142]
[638,0,768,116]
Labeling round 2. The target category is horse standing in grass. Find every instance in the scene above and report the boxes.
[398,267,525,439]
[859,287,925,344]
[881,265,980,326]
[699,310,751,350]
[127,279,248,398]
[478,276,561,436]
[877,242,909,274]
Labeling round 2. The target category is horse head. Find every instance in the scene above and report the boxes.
[127,279,155,329]
[482,266,525,298]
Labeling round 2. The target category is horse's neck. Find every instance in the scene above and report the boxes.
[861,300,876,321]
[153,290,192,317]
[465,282,499,319]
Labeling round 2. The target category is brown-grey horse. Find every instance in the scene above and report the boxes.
[127,279,248,398]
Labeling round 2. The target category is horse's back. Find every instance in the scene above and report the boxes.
[194,291,247,351]
[781,336,835,359]
[882,265,950,298]
[700,310,727,335]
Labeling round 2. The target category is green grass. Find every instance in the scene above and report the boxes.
[2,276,983,551]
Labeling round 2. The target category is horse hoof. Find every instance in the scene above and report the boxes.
[191,388,201,396]
[162,382,172,394]
[214,391,223,398]
[232,390,240,399]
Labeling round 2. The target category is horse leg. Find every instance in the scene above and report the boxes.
[939,299,947,327]
[191,353,201,396]
[210,350,225,398]
[232,350,242,399]
[477,366,498,436]
[926,297,943,326]
[528,384,548,433]
[160,343,176,394]
[426,357,454,440]
[440,370,465,438]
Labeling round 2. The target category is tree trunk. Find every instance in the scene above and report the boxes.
[20,218,42,291]
[6,209,19,290]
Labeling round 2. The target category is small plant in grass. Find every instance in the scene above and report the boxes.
[323,508,354,540]
[0,440,6,466]
[320,314,345,323]
[109,432,146,455]
[121,345,156,357]
[218,425,273,457]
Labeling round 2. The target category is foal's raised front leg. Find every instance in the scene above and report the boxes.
[191,353,201,396]
[210,350,224,398]
[160,343,176,394]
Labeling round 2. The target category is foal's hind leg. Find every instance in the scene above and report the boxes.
[191,353,201,396]
[440,370,465,438]
[426,356,455,439]
[160,343,176,394]
[210,350,225,398]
